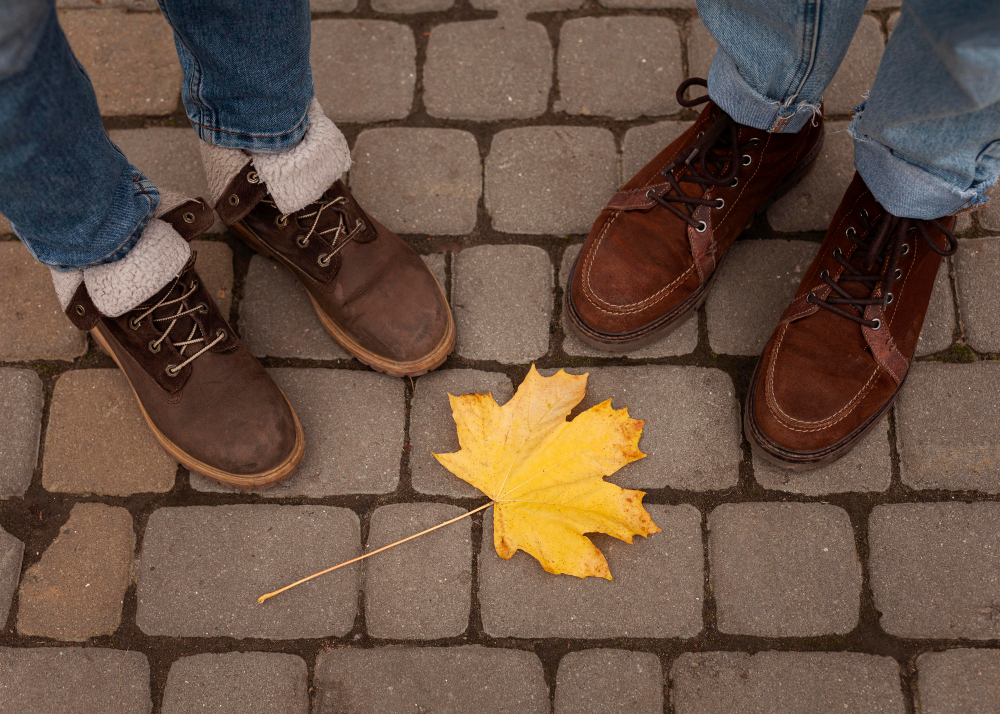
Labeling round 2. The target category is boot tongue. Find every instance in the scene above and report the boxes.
[134,261,206,356]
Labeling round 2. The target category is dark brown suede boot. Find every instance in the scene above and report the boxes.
[214,169,454,377]
[566,78,824,351]
[62,198,304,489]
[745,172,958,470]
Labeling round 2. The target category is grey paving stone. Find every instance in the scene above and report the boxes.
[453,244,552,363]
[687,18,717,82]
[312,0,358,10]
[887,10,901,33]
[350,128,481,235]
[915,259,956,356]
[981,189,1000,231]
[239,255,351,360]
[769,121,854,232]
[671,651,906,714]
[0,526,23,626]
[0,242,87,361]
[479,504,703,638]
[753,417,892,494]
[17,503,134,641]
[311,20,415,122]
[424,20,551,120]
[364,503,472,639]
[560,244,699,357]
[43,369,177,495]
[313,646,548,713]
[60,10,181,116]
[162,653,309,714]
[0,214,10,233]
[916,649,1000,714]
[423,252,448,294]
[109,129,213,214]
[869,503,1000,639]
[372,0,452,11]
[137,505,360,638]
[190,368,404,496]
[0,369,42,498]
[621,121,693,184]
[896,363,1000,492]
[554,649,663,714]
[485,126,617,235]
[870,0,902,10]
[706,240,819,356]
[191,240,234,316]
[708,503,861,636]
[471,0,583,10]
[600,0,696,5]
[824,16,884,115]
[955,237,1000,353]
[553,366,741,491]
[557,17,684,119]
[410,369,514,497]
[0,647,151,714]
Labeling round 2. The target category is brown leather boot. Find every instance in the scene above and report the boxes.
[215,168,455,378]
[566,78,824,351]
[63,198,304,489]
[745,172,958,470]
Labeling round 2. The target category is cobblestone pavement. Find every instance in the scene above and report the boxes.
[1,2,999,713]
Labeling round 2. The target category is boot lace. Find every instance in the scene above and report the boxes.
[647,78,761,232]
[268,194,366,267]
[128,275,225,376]
[805,212,958,330]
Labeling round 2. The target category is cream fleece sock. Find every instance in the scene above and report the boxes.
[199,98,352,215]
[51,189,192,317]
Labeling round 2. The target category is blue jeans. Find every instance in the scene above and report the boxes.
[0,0,312,270]
[700,0,1000,219]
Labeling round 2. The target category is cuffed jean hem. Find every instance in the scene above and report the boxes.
[32,172,160,271]
[849,113,996,220]
[707,52,820,134]
[189,102,311,152]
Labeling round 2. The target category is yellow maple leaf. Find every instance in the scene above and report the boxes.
[434,365,661,580]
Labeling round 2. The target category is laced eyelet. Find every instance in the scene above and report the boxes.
[846,227,856,238]
[894,268,902,279]
[901,243,910,255]
[860,208,869,221]
[885,293,894,304]
[870,318,882,331]
[820,269,829,280]
[696,131,704,139]
[129,317,142,330]
[216,328,227,341]
[296,235,309,248]
[190,279,198,290]
[741,154,752,165]
[729,177,739,188]
[148,340,161,354]
[833,247,842,258]
[714,198,725,209]
[748,138,761,146]
[806,292,816,304]
[275,215,288,228]
[246,171,259,184]
[645,189,656,200]
[165,364,180,377]
[695,221,708,233]
[182,212,196,224]
[317,253,332,267]
[228,194,239,206]
[198,303,209,314]
[74,305,86,316]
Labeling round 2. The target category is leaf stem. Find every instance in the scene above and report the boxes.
[257,501,494,604]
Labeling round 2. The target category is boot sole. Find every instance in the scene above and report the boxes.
[742,354,904,472]
[92,326,305,489]
[565,131,825,352]
[231,221,455,378]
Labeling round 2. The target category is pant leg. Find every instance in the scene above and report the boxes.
[157,0,314,151]
[697,0,868,133]
[848,0,1000,219]
[0,0,159,269]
